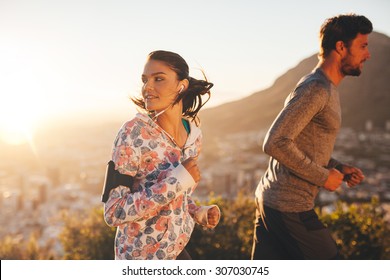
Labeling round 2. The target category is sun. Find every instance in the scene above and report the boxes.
[0,97,39,146]
[0,48,46,146]
[0,82,42,146]
[0,75,44,146]
[0,116,34,146]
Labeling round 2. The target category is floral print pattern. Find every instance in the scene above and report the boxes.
[104,113,204,260]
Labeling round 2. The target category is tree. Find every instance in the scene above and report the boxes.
[319,197,390,259]
[59,207,116,260]
[0,235,25,260]
[55,194,390,260]
[186,191,256,259]
[0,233,52,260]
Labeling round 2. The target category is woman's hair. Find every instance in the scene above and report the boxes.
[319,14,373,58]
[132,50,213,123]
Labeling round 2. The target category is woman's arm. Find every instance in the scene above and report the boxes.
[104,163,195,226]
[103,119,196,227]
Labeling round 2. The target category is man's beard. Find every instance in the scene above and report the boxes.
[341,62,362,76]
[341,50,363,77]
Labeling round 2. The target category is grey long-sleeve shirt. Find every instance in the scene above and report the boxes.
[255,68,342,212]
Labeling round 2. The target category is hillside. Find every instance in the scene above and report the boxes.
[200,32,390,140]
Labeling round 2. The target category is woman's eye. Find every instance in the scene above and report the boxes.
[155,77,163,82]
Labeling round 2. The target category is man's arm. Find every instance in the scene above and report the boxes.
[263,82,335,187]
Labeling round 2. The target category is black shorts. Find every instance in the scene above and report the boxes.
[251,203,338,260]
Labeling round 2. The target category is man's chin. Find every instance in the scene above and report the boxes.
[352,69,362,76]
[343,67,362,77]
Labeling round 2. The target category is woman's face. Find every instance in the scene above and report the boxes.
[141,59,182,112]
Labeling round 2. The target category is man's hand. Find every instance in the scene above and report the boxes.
[324,168,344,191]
[340,165,365,187]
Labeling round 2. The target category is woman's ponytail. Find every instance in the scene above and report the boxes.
[175,74,213,123]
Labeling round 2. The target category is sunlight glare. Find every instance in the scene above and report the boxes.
[0,116,34,146]
[0,51,45,146]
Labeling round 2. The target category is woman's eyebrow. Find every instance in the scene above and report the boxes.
[142,71,167,77]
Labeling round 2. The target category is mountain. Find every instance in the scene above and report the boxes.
[199,32,390,140]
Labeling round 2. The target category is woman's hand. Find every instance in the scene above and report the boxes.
[194,205,221,229]
[206,205,221,228]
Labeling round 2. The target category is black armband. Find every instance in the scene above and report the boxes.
[101,160,135,203]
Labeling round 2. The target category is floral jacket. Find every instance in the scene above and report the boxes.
[104,113,208,260]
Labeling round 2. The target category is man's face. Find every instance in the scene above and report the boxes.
[341,33,371,76]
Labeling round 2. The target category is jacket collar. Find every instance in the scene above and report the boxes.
[135,113,201,147]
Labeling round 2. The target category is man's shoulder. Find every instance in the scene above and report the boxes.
[298,69,331,90]
[293,70,332,100]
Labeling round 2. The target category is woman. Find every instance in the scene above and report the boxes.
[103,50,220,260]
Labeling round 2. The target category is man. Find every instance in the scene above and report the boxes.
[252,14,372,260]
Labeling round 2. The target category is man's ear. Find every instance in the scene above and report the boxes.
[335,41,346,55]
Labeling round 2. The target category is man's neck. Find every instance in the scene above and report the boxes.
[316,56,344,86]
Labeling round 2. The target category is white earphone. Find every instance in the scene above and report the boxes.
[179,85,185,93]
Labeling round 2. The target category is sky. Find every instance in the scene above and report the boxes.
[0,0,390,144]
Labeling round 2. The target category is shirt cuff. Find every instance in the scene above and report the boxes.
[170,163,196,191]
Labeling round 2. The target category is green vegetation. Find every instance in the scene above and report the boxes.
[1,194,389,260]
[319,197,390,259]
[0,233,54,260]
[186,192,256,259]
[59,208,116,260]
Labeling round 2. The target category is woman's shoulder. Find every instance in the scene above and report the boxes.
[185,117,202,144]
[119,113,150,131]
[115,113,164,145]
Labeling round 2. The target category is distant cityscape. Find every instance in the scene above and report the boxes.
[199,120,390,219]
[0,120,389,258]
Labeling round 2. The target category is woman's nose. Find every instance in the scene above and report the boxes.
[143,81,154,92]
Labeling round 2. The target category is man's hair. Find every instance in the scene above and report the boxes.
[319,14,373,58]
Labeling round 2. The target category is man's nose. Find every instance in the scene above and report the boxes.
[366,49,371,60]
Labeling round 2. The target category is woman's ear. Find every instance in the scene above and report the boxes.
[178,79,189,93]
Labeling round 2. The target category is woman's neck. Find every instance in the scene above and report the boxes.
[156,106,188,148]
